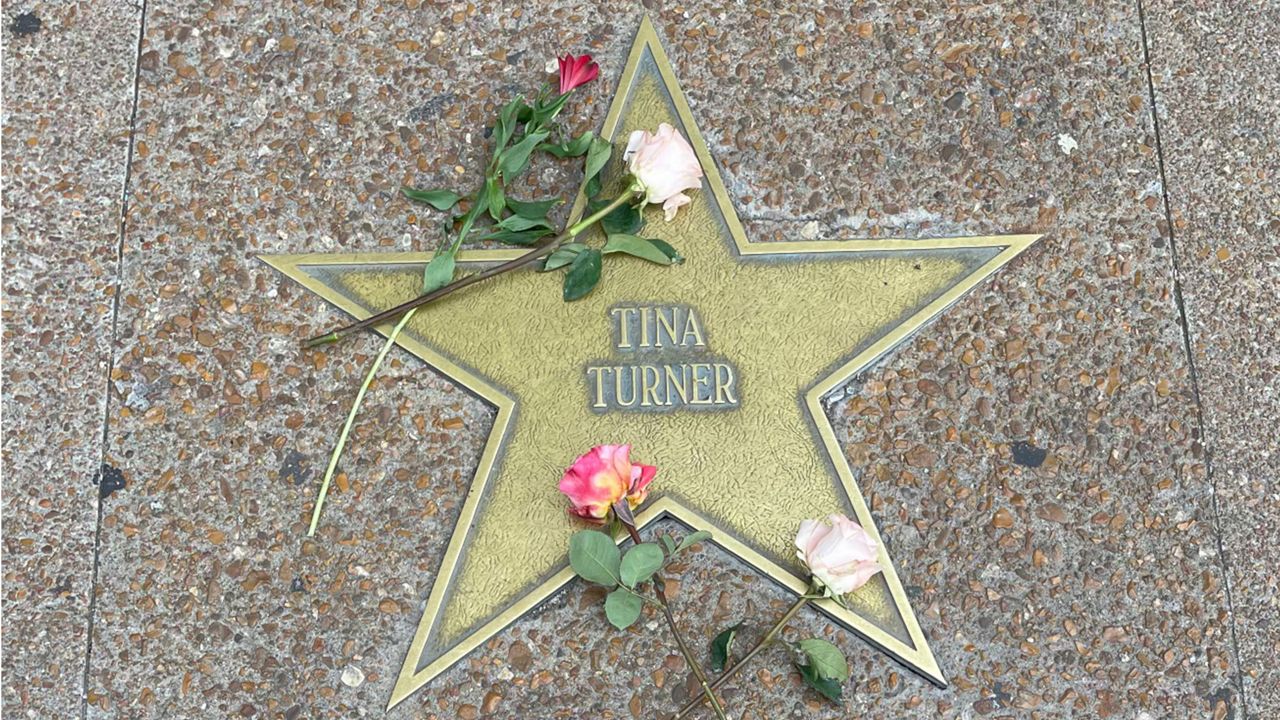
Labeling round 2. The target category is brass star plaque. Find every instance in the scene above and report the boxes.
[264,16,1039,710]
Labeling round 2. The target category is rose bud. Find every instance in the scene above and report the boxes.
[623,123,704,221]
[558,444,657,522]
[795,514,883,596]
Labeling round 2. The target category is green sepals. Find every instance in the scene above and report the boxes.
[619,543,664,587]
[796,638,849,682]
[604,588,643,630]
[568,530,621,587]
[401,187,461,211]
[584,137,612,189]
[485,176,505,221]
[603,234,683,265]
[563,247,602,301]
[497,214,553,232]
[421,248,457,293]
[500,129,551,179]
[675,530,712,554]
[506,197,561,219]
[539,131,595,158]
[543,242,587,271]
[795,661,843,703]
[494,97,527,151]
[475,227,554,246]
[709,623,741,672]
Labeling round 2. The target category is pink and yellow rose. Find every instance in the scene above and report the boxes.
[795,514,883,596]
[559,444,657,522]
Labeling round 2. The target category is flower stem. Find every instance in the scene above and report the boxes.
[305,308,417,536]
[302,190,634,349]
[669,594,813,720]
[617,518,729,720]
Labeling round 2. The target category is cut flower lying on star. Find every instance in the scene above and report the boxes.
[559,444,884,715]
[303,53,708,536]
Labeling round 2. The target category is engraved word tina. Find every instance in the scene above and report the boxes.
[585,304,740,412]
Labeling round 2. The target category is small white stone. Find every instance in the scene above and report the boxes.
[545,57,559,74]
[799,220,821,240]
[1056,133,1078,155]
[430,29,446,47]
[341,665,365,688]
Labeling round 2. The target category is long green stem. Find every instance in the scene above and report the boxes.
[618,519,729,720]
[304,190,633,348]
[669,595,813,720]
[306,308,417,536]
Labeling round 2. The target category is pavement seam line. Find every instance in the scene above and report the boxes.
[1135,1,1250,716]
[80,2,148,717]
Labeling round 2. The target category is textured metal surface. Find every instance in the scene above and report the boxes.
[263,16,1039,710]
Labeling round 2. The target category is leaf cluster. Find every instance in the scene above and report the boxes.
[568,529,711,630]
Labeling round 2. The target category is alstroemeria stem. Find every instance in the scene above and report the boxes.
[303,190,633,349]
[616,517,729,720]
[669,594,813,720]
[306,308,418,535]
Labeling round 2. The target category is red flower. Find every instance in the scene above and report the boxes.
[557,53,599,94]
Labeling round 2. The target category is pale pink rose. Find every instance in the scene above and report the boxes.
[623,123,704,221]
[795,514,883,596]
[558,444,657,522]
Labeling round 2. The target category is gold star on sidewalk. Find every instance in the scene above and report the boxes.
[264,16,1038,710]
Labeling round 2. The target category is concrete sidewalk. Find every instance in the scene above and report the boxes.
[3,2,1274,718]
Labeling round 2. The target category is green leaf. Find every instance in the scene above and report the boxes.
[485,177,505,221]
[494,97,527,151]
[644,238,684,264]
[659,534,677,555]
[543,243,586,271]
[507,197,562,219]
[497,214,553,232]
[676,530,713,554]
[563,248,602,301]
[536,92,571,124]
[568,530,621,587]
[796,638,849,681]
[401,187,461,211]
[604,588,643,630]
[620,543,664,587]
[709,623,741,672]
[539,131,595,157]
[584,137,611,188]
[795,662,843,703]
[469,186,490,220]
[601,204,642,235]
[603,234,682,265]
[421,249,456,293]
[500,130,552,178]
[475,227,554,246]
[585,173,602,199]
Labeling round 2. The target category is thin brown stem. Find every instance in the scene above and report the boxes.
[669,594,812,720]
[303,191,633,348]
[618,520,729,720]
